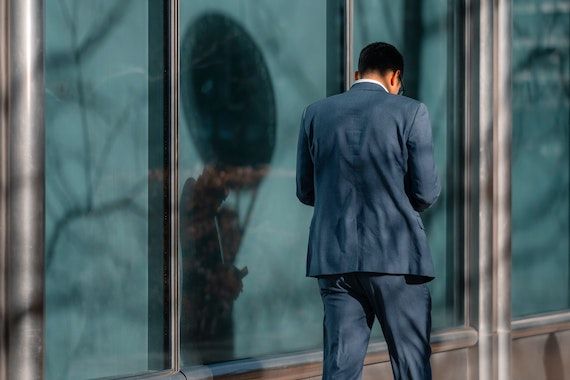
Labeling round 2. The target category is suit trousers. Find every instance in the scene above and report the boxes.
[317,272,432,380]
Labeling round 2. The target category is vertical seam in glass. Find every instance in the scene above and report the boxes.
[344,0,353,91]
[0,0,7,377]
[463,0,473,332]
[170,0,180,372]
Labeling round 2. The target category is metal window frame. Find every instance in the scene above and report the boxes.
[494,0,512,379]
[0,0,8,378]
[170,0,181,374]
[477,0,495,377]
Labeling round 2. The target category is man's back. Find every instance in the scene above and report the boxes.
[296,80,441,281]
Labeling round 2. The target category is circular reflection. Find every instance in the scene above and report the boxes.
[180,11,276,166]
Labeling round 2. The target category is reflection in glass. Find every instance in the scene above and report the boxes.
[45,1,169,379]
[179,0,339,366]
[181,12,276,167]
[180,12,275,364]
[180,165,266,363]
[511,1,570,317]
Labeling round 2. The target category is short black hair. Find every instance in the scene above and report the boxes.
[357,42,404,80]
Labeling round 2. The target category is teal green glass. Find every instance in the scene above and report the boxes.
[45,1,169,379]
[511,1,570,318]
[178,0,339,366]
[354,0,466,334]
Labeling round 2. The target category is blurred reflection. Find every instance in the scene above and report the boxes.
[181,12,276,166]
[179,12,275,364]
[511,0,570,316]
[180,164,269,362]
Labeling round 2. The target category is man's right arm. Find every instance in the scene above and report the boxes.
[404,102,441,212]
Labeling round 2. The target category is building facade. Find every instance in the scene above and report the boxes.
[0,0,569,379]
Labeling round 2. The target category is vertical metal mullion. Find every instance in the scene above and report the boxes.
[478,0,494,378]
[6,0,45,379]
[445,0,467,328]
[494,0,512,378]
[170,0,180,372]
[0,0,8,378]
[463,0,472,330]
[344,0,353,91]
[479,0,513,378]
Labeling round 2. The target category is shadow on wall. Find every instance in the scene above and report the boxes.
[544,333,564,380]
[179,11,276,365]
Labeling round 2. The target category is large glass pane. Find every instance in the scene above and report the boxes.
[45,1,170,379]
[511,1,570,318]
[179,0,344,366]
[353,0,465,333]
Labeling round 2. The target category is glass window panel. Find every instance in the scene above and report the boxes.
[511,1,570,318]
[45,1,170,379]
[353,0,465,333]
[179,0,344,365]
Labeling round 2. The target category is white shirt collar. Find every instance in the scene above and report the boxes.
[351,78,389,93]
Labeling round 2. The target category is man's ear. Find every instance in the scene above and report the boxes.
[389,70,400,86]
[354,70,360,80]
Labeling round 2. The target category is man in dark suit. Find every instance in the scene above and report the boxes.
[296,42,441,380]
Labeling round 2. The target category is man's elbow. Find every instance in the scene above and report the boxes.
[412,181,441,212]
[296,190,315,206]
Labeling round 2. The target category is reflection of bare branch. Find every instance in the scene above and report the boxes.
[60,0,91,206]
[48,0,131,68]
[47,0,145,265]
[45,2,152,375]
[46,146,81,208]
[508,7,570,313]
[512,46,569,101]
[46,176,148,268]
[91,94,147,195]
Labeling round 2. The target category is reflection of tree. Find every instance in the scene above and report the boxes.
[46,0,142,268]
[180,164,270,363]
[50,0,131,205]
[510,7,570,312]
[45,1,152,378]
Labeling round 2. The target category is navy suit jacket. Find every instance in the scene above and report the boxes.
[296,81,441,282]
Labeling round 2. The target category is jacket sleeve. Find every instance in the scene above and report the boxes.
[404,102,441,212]
[296,106,315,206]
